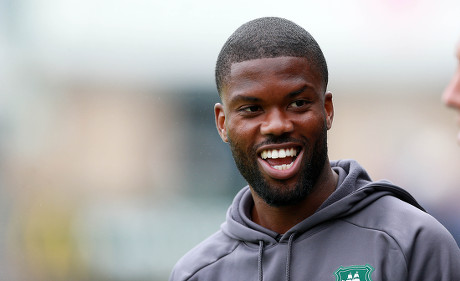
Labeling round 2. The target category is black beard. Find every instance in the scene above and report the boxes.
[228,124,328,207]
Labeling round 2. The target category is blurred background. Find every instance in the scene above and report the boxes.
[0,0,459,280]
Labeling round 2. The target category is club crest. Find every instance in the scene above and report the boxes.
[334,264,374,281]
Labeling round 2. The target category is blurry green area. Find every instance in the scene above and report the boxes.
[0,1,459,280]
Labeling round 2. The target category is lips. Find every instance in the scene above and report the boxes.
[257,145,303,180]
[260,148,298,170]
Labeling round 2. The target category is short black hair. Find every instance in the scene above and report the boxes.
[215,17,328,98]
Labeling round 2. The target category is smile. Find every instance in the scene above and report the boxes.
[259,148,299,171]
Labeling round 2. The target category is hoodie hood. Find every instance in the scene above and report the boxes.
[221,159,424,245]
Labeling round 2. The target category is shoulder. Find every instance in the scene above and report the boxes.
[340,194,460,279]
[169,230,239,281]
[347,195,453,241]
[345,195,460,262]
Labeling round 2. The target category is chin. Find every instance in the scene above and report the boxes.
[251,177,315,207]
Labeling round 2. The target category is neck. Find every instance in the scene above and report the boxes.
[250,164,338,234]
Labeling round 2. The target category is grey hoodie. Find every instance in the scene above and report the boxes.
[170,159,460,281]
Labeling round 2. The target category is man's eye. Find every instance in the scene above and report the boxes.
[242,106,261,112]
[290,100,308,108]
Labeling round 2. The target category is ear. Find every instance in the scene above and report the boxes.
[324,92,334,130]
[214,103,228,142]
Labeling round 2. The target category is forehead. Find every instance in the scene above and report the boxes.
[225,56,323,95]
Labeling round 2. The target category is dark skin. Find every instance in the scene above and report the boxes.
[215,56,338,234]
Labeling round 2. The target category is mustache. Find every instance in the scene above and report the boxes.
[254,135,306,151]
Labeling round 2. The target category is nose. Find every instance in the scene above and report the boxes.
[442,67,460,109]
[260,108,294,136]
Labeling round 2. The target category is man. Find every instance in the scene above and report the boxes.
[170,17,460,281]
[442,40,460,142]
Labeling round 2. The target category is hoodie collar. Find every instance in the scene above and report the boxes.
[221,159,424,245]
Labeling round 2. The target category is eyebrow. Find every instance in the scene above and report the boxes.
[287,85,309,99]
[228,85,312,105]
[229,95,262,104]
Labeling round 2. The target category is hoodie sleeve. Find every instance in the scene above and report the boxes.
[405,213,460,281]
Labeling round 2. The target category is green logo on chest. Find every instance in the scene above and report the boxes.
[334,264,374,281]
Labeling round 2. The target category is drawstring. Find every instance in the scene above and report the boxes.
[258,240,264,281]
[258,233,295,281]
[285,233,295,281]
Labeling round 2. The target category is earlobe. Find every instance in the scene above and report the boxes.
[214,103,228,143]
[324,92,334,130]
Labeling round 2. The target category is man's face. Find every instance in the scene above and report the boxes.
[214,57,334,206]
[442,41,460,142]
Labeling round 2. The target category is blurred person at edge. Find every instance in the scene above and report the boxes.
[170,17,460,281]
[443,39,460,142]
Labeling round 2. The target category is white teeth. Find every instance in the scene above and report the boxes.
[260,148,297,170]
[261,151,267,159]
[279,149,286,158]
[260,148,298,159]
[285,149,291,157]
[273,162,294,170]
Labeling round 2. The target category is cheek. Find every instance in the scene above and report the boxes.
[227,118,259,141]
[227,128,252,149]
[295,113,326,133]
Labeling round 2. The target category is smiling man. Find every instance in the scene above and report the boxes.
[170,17,460,281]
